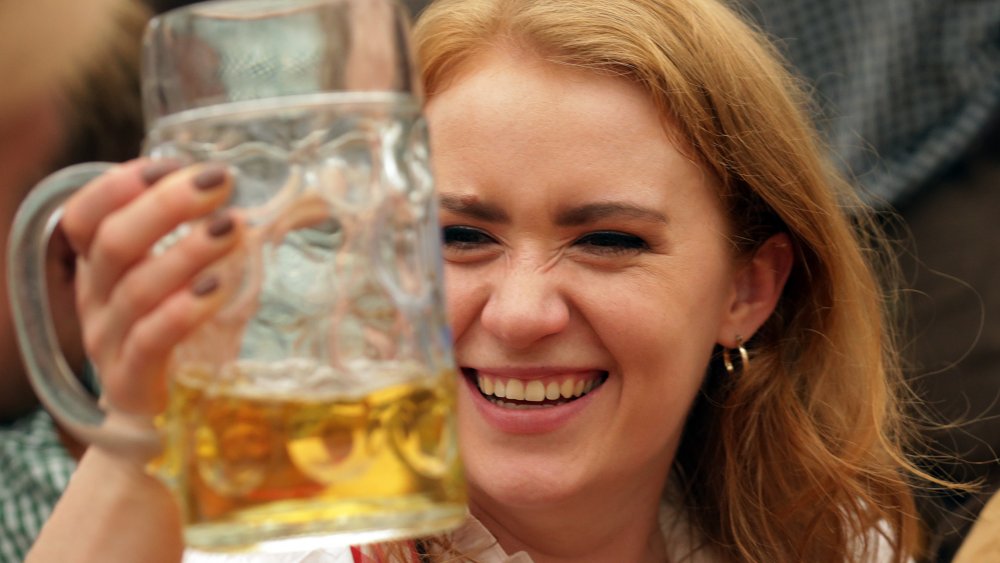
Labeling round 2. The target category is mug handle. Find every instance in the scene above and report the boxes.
[7,163,161,460]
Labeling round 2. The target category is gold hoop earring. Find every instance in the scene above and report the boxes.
[723,335,749,375]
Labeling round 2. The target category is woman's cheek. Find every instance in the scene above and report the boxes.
[443,266,478,337]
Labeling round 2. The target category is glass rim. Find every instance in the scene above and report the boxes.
[141,0,419,126]
[152,0,365,21]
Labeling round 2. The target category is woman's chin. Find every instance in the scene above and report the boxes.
[464,459,587,511]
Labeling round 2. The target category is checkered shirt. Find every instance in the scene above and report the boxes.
[733,0,1000,206]
[0,409,76,563]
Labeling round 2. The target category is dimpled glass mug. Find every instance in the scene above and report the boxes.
[7,0,466,553]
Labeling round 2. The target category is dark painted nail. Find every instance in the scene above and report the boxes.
[192,165,228,191]
[206,213,234,238]
[191,276,219,296]
[140,160,181,186]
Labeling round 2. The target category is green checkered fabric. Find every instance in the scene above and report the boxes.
[0,409,76,563]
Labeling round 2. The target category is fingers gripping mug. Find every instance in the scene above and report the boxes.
[7,0,465,552]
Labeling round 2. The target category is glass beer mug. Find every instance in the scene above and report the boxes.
[7,0,465,553]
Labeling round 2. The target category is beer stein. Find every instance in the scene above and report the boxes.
[7,0,465,553]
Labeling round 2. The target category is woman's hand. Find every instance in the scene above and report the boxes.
[26,158,243,563]
[61,158,243,416]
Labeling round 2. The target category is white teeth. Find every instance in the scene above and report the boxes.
[475,373,604,404]
[525,381,546,401]
[560,379,574,398]
[505,379,525,400]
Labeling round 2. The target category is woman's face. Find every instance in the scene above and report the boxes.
[427,49,748,512]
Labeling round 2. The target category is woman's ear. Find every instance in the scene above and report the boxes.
[717,233,793,347]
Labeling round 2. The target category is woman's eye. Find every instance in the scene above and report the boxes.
[574,231,649,255]
[442,225,496,249]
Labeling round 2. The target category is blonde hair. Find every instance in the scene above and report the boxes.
[413,0,923,561]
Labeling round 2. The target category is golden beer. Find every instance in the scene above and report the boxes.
[154,361,466,551]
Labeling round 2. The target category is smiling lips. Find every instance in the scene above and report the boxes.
[468,369,607,408]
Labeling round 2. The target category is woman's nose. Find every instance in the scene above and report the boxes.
[479,266,570,349]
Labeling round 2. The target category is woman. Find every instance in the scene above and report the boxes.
[28,0,922,561]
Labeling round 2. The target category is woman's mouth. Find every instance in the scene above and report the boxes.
[462,368,608,409]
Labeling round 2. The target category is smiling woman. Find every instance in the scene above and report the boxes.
[429,49,774,547]
[24,0,924,562]
[414,0,921,561]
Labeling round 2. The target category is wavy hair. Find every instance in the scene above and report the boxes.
[412,0,924,561]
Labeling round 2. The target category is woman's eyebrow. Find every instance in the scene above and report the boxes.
[439,194,510,223]
[555,202,668,226]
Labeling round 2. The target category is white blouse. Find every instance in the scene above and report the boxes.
[183,500,898,563]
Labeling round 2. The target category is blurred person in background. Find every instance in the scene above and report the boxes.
[0,0,132,423]
[0,0,148,560]
[735,1,1000,561]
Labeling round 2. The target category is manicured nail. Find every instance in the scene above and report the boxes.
[192,165,228,191]
[206,212,234,238]
[191,276,219,296]
[140,160,181,186]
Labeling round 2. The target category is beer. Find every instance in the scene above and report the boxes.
[155,360,466,551]
[141,93,464,551]
[9,2,465,554]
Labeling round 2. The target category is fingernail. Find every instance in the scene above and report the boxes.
[206,213,234,238]
[191,276,219,296]
[140,160,181,186]
[192,165,228,191]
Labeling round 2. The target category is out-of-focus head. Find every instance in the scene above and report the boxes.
[0,0,126,116]
[414,1,917,561]
[0,0,149,422]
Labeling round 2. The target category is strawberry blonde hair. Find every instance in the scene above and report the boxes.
[411,0,925,561]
